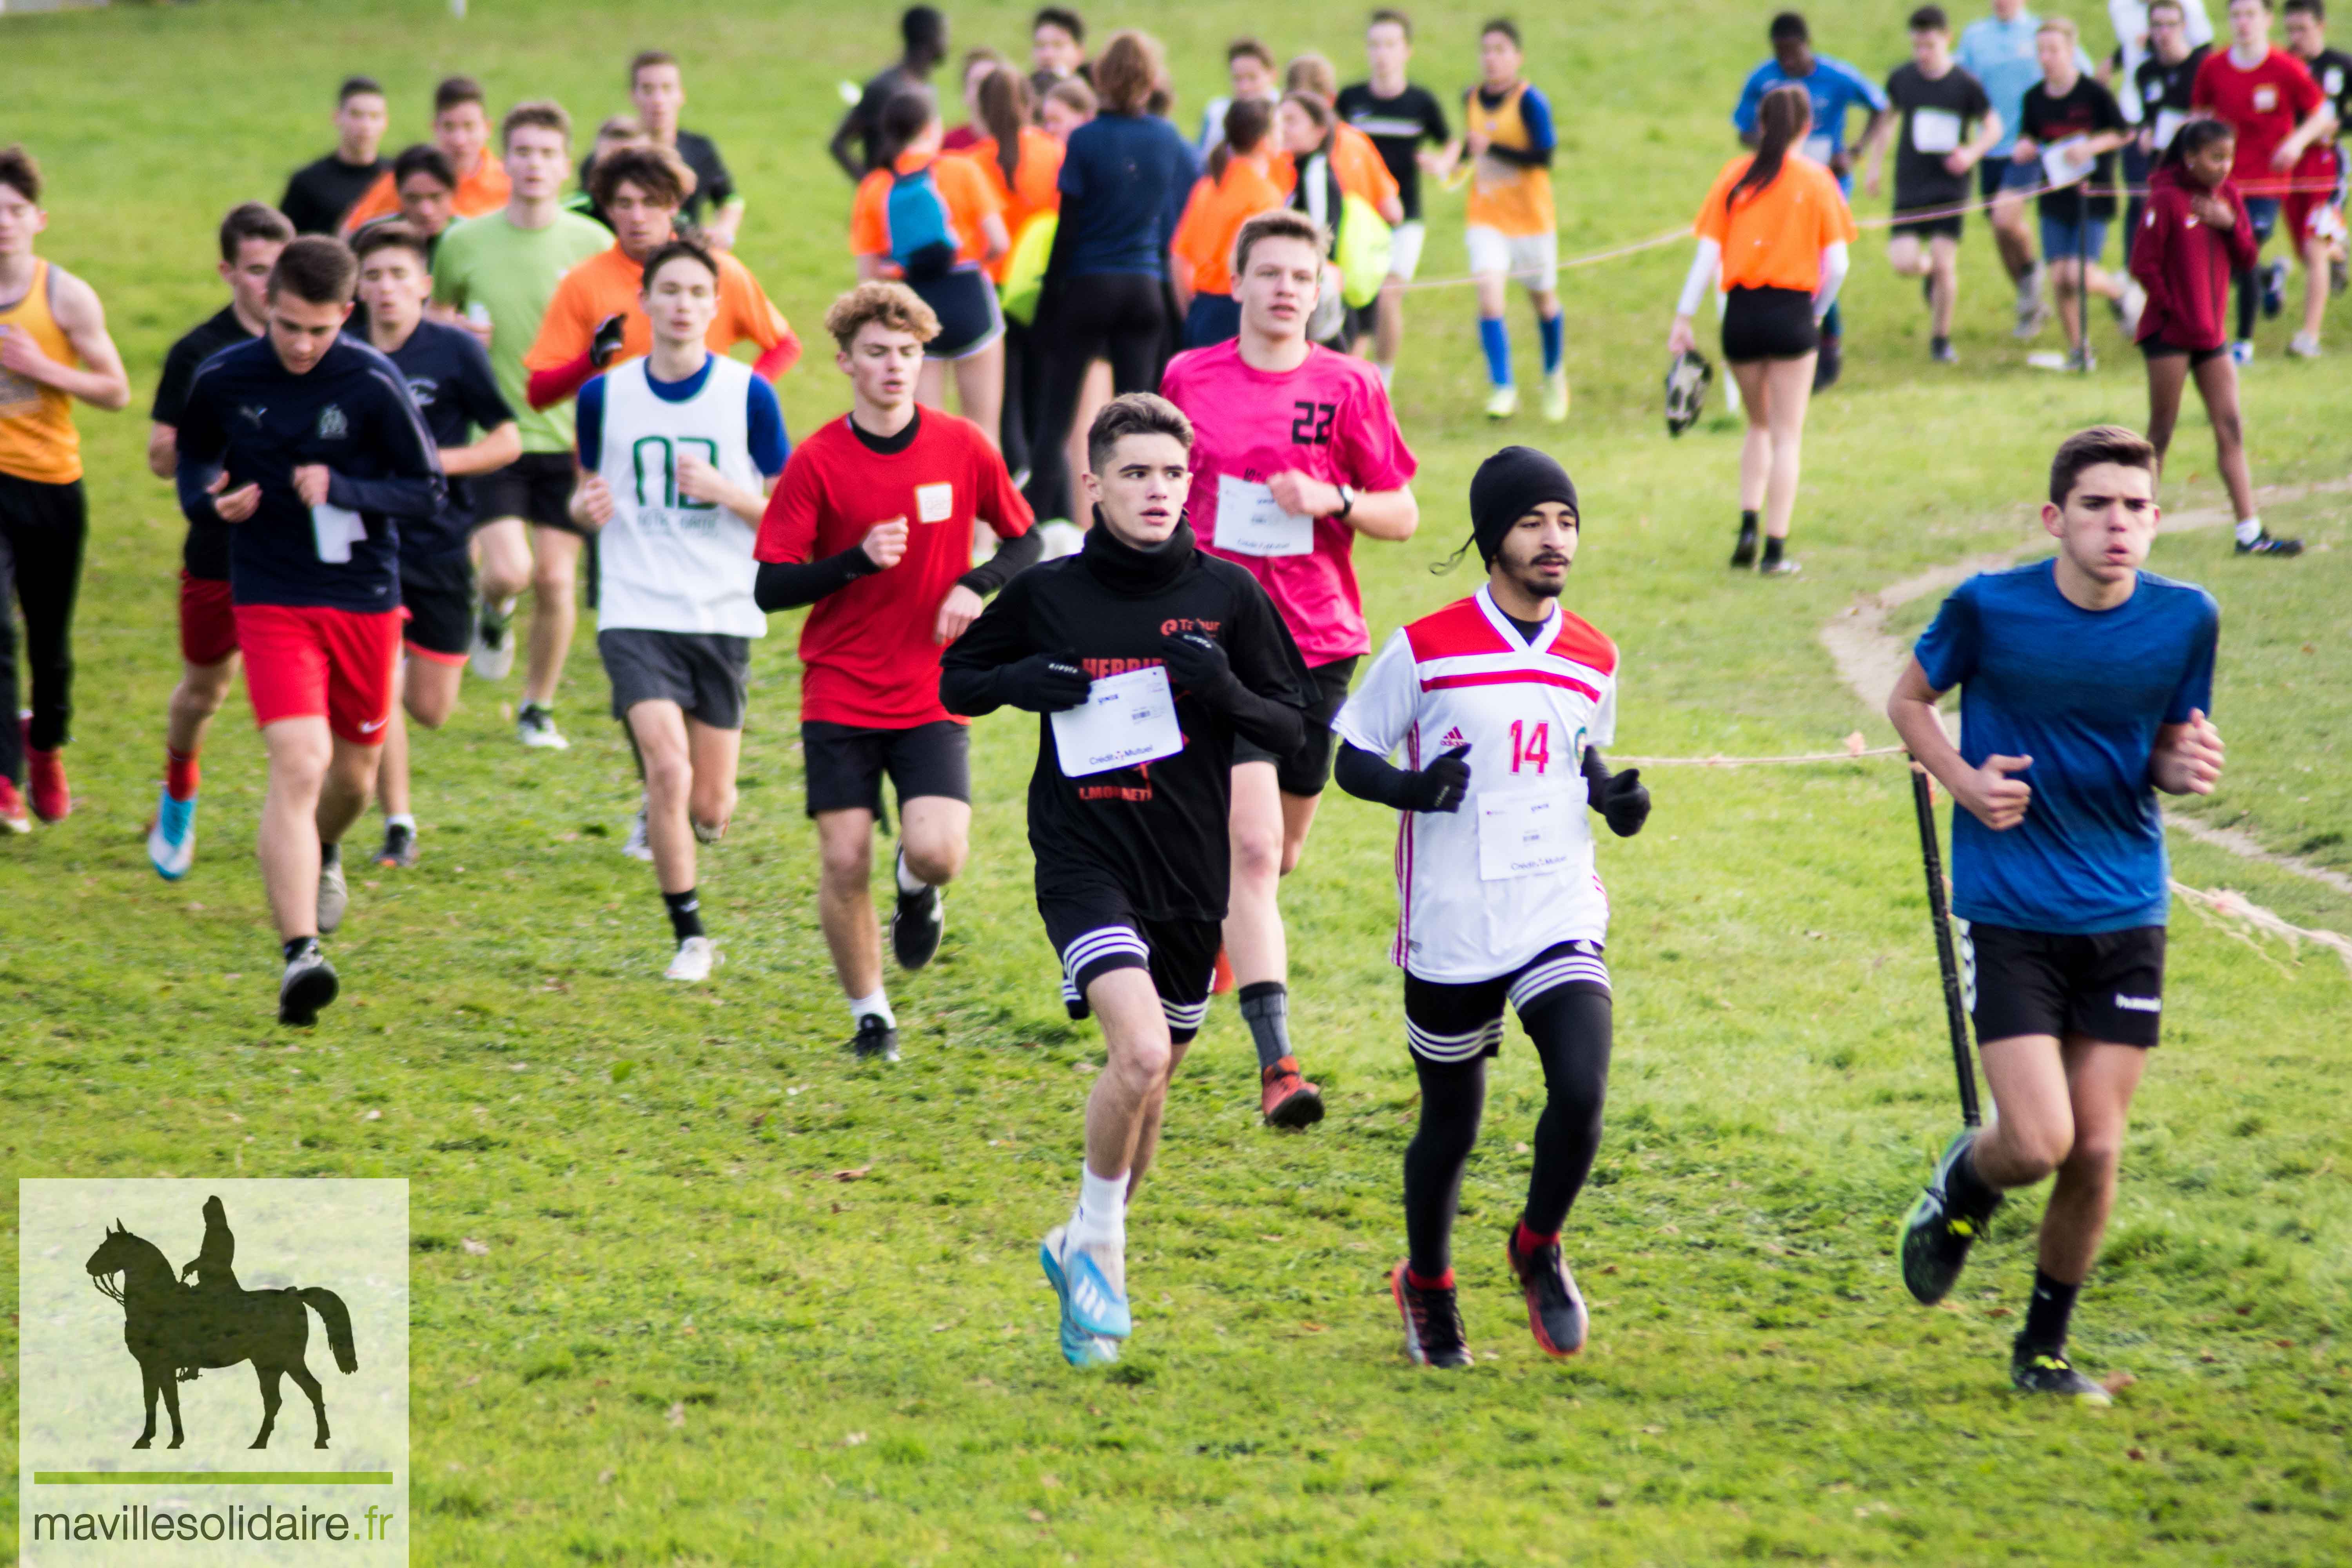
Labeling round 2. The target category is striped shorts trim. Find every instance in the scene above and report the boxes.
[1403,940,1611,1065]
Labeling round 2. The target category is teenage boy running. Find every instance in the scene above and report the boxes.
[753,282,1038,1061]
[581,52,746,246]
[940,393,1312,1368]
[172,235,445,1024]
[280,78,390,237]
[2194,0,2334,361]
[1890,425,2225,1404]
[1962,0,2098,335]
[1339,10,1453,386]
[145,202,292,877]
[1162,209,1418,1127]
[2013,18,2137,369]
[349,223,520,869]
[2281,0,2349,352]
[341,77,510,236]
[0,145,132,833]
[2133,2,2216,177]
[1333,445,1650,1366]
[571,239,788,981]
[1437,20,1567,421]
[1199,38,1280,156]
[521,144,799,751]
[1866,8,2002,363]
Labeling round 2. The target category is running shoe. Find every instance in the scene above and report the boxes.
[278,943,339,1027]
[2286,332,2322,359]
[2013,274,2049,339]
[148,787,197,880]
[665,935,716,982]
[1260,1057,1325,1128]
[2011,1341,2113,1406]
[374,821,417,869]
[1483,385,1518,420]
[316,851,349,935]
[1730,522,1759,569]
[2234,531,2304,556]
[1505,1227,1589,1357]
[848,1013,901,1062]
[1040,1223,1132,1341]
[1040,1227,1125,1367]
[26,738,68,823]
[1901,1128,2000,1305]
[890,872,944,972]
[1759,556,1802,577]
[469,596,516,681]
[2261,258,2288,319]
[2064,345,2097,374]
[622,804,654,861]
[516,702,569,749]
[0,777,29,835]
[1390,1262,1472,1369]
[1540,368,1569,423]
[1931,336,1958,365]
[2230,339,2255,366]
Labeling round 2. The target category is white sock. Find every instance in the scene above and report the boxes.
[386,813,416,832]
[895,849,928,896]
[2236,517,2263,546]
[1375,361,1395,388]
[849,989,894,1028]
[1072,1163,1128,1251]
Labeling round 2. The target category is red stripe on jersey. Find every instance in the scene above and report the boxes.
[1544,608,1617,677]
[1403,597,1510,662]
[1419,669,1601,701]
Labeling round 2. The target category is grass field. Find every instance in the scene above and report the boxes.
[4,0,2351,1562]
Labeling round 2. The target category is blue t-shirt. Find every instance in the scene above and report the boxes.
[1958,11,2095,156]
[1732,54,1889,176]
[379,320,514,561]
[575,352,789,476]
[1913,559,2218,935]
[1053,111,1200,279]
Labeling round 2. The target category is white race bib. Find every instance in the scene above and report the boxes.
[2040,135,2094,190]
[915,482,954,523]
[2151,108,2189,151]
[1802,132,1837,165]
[1050,665,1185,778]
[1476,788,1572,881]
[1212,474,1315,558]
[310,502,367,564]
[1911,108,1962,155]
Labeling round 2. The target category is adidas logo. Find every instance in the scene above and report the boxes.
[1439,727,1469,749]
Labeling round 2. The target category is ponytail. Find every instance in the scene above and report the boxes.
[1209,97,1271,182]
[976,67,1031,187]
[2158,114,2234,177]
[876,89,938,172]
[1728,83,1810,212]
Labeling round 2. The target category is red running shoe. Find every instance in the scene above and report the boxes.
[1210,947,1236,995]
[1505,1226,1589,1356]
[0,776,29,834]
[1259,1056,1325,1128]
[27,745,69,823]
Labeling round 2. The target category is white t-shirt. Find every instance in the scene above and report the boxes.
[1334,586,1620,984]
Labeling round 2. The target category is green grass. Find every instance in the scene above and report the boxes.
[5,0,2351,1562]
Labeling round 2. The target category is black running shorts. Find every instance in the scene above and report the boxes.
[800,718,972,818]
[597,627,751,729]
[1232,653,1357,796]
[1891,207,1964,241]
[2137,336,2228,367]
[1721,286,1819,363]
[1963,921,2167,1049]
[397,551,475,660]
[1038,882,1221,1045]
[911,268,1007,361]
[1403,941,1611,1065]
[474,451,584,535]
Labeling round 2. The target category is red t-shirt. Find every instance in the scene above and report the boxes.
[753,410,1033,728]
[2192,47,2325,193]
[1160,339,1417,667]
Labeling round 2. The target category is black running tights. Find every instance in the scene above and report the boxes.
[0,474,88,784]
[1403,987,1613,1279]
[1021,271,1167,524]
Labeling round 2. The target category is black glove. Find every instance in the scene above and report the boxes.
[1406,744,1472,813]
[1597,765,1650,838]
[1160,631,1239,708]
[999,652,1091,713]
[589,313,627,370]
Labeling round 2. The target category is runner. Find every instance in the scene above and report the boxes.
[1890,425,2227,1405]
[171,235,444,1024]
[570,238,788,981]
[1198,39,1279,156]
[2131,118,2304,552]
[2131,0,2218,234]
[1961,0,2097,336]
[437,102,639,730]
[521,143,800,752]
[2280,0,2349,353]
[1733,12,1893,389]
[2195,0,2333,361]
[832,7,951,180]
[584,52,746,247]
[340,77,510,236]
[1669,87,1855,577]
[850,92,1010,443]
[940,392,1313,1367]
[1332,445,1648,1366]
[279,78,390,237]
[1029,7,1093,107]
[0,145,132,834]
[2012,16,2138,370]
[1171,101,1282,348]
[962,66,1066,470]
[752,282,1037,1060]
[347,147,457,285]
[348,223,521,869]
[144,201,292,877]
[566,116,650,227]
[1163,209,1420,1127]
[1338,11,1453,386]
[2109,0,2216,265]
[1864,7,2002,363]
[1281,52,1406,226]
[1435,20,1567,422]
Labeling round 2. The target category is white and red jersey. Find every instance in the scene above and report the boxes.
[1333,586,1619,983]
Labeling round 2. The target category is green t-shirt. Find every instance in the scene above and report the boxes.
[431,209,612,454]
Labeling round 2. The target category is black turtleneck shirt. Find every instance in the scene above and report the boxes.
[940,517,1312,920]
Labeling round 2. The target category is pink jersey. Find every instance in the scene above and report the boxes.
[1160,339,1417,667]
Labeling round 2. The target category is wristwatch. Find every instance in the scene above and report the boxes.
[1334,484,1357,521]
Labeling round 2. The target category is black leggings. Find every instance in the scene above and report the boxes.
[0,474,89,784]
[1404,987,1613,1278]
[1022,271,1167,523]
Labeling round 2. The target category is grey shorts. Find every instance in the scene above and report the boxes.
[598,627,750,729]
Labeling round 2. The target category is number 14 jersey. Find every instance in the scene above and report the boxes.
[1334,586,1619,983]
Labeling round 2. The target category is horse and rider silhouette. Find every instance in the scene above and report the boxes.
[83,1196,358,1450]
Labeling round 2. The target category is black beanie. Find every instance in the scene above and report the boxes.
[1469,446,1579,565]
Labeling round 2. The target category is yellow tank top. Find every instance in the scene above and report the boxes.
[1463,82,1556,239]
[0,260,84,485]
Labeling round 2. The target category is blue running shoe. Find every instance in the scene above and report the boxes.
[1040,1224,1131,1342]
[148,787,197,880]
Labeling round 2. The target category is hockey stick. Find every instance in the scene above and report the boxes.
[1909,760,1982,1128]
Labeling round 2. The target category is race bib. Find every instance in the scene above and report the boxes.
[1802,132,1837,165]
[915,482,954,523]
[2253,85,2278,113]
[2152,108,2189,151]
[2040,135,2094,189]
[310,502,367,564]
[1050,665,1184,778]
[1911,108,1963,155]
[1212,474,1315,558]
[1476,788,1572,881]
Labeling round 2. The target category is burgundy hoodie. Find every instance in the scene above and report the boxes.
[2129,162,2259,353]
